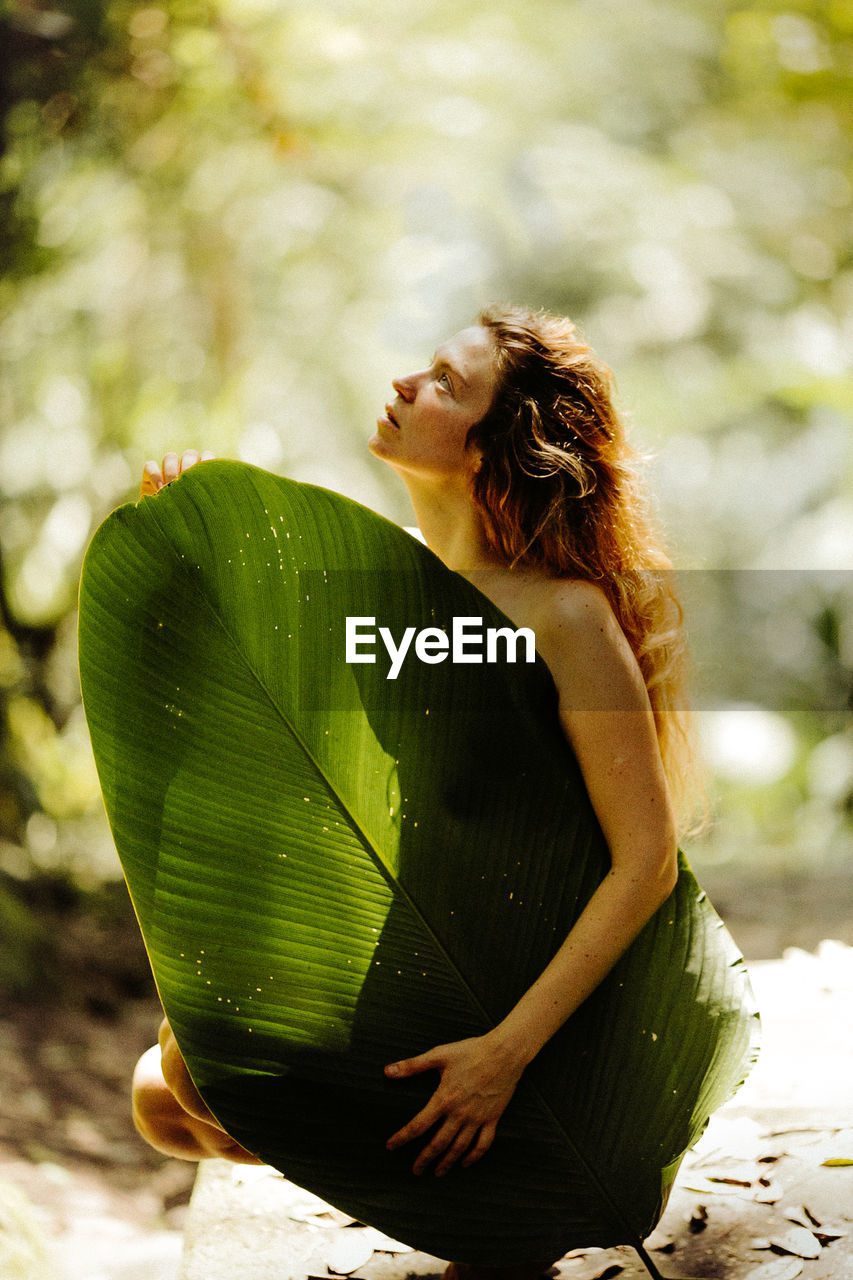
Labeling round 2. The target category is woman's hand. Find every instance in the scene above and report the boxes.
[384,1032,527,1176]
[139,449,216,499]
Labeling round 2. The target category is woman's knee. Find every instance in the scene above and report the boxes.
[131,1041,263,1164]
[132,1043,204,1159]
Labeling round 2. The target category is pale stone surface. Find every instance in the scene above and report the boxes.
[52,1221,183,1280]
[179,1166,436,1280]
[728,941,853,1116]
[0,1179,56,1280]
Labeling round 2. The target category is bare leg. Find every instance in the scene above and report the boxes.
[132,1021,262,1164]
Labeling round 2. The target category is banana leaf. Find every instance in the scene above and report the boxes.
[78,461,759,1269]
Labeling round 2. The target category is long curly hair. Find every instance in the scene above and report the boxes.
[469,303,702,831]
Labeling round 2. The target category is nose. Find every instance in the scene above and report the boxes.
[392,373,417,402]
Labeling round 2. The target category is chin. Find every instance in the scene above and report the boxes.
[368,430,400,459]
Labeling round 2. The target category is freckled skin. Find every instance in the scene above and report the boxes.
[367,326,497,486]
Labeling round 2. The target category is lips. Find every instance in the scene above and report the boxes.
[377,403,400,431]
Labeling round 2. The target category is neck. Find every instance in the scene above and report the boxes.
[402,474,505,574]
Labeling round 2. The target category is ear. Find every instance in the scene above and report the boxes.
[464,441,483,476]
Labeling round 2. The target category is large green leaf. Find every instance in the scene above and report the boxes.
[78,462,759,1268]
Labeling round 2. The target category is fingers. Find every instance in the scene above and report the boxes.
[411,1118,467,1176]
[432,1123,480,1177]
[138,449,216,499]
[386,1096,443,1152]
[384,1036,514,1176]
[139,460,163,498]
[461,1121,497,1168]
[403,1118,493,1177]
[385,1094,494,1176]
[385,1050,438,1079]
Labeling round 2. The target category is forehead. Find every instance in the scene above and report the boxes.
[435,326,496,383]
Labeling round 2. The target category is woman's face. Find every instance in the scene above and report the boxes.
[369,325,498,483]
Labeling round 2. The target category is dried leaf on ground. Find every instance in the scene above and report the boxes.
[363,1226,414,1253]
[783,1206,821,1228]
[329,1209,362,1227]
[821,1157,853,1166]
[288,1197,358,1227]
[743,1258,803,1280]
[323,1211,360,1227]
[326,1229,375,1275]
[688,1205,708,1234]
[287,1191,338,1220]
[643,1224,675,1253]
[769,1226,822,1259]
[558,1251,622,1280]
[815,1225,848,1243]
[682,1176,745,1196]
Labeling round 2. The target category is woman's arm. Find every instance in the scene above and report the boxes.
[385,581,679,1175]
[493,580,679,1052]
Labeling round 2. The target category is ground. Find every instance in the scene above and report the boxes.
[1,870,852,1280]
[0,881,195,1278]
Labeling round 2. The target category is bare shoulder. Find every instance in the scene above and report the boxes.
[529,578,647,710]
[531,579,626,653]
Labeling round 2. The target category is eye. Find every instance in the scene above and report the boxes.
[437,371,452,391]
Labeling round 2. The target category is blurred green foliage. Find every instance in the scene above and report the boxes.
[0,0,851,925]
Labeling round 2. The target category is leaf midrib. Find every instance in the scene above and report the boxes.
[140,474,643,1248]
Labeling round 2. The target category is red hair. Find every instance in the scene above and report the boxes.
[469,304,701,830]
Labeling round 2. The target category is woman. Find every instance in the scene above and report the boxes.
[133,304,696,1275]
